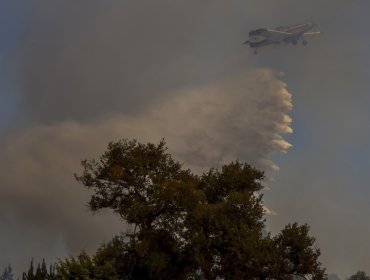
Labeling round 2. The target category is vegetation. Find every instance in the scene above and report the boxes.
[0,265,14,280]
[22,139,326,279]
[348,271,370,280]
[22,260,56,280]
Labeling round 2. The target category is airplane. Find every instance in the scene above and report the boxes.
[243,22,320,54]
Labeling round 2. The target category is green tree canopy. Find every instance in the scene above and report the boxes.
[71,139,327,279]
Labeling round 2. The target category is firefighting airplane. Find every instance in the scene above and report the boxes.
[243,22,320,54]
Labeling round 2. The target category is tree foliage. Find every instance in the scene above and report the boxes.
[273,223,325,280]
[71,139,326,279]
[348,271,370,280]
[22,139,326,279]
[22,260,57,280]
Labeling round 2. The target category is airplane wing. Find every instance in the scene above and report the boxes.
[282,23,314,33]
[303,31,321,36]
[265,29,291,35]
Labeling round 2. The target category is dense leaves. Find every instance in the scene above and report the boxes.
[20,139,326,279]
[72,139,326,279]
[273,223,326,279]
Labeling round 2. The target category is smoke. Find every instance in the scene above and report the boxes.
[0,0,297,274]
[0,69,292,273]
[15,0,250,124]
[5,0,369,278]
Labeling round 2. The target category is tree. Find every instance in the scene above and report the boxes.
[73,139,326,279]
[57,251,119,280]
[348,271,370,280]
[76,139,200,279]
[273,223,326,280]
[0,265,14,280]
[22,260,57,280]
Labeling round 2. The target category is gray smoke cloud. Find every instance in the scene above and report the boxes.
[0,69,292,273]
[15,0,251,124]
[3,1,289,273]
[2,0,370,278]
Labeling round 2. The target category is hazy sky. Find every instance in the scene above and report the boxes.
[1,0,370,278]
